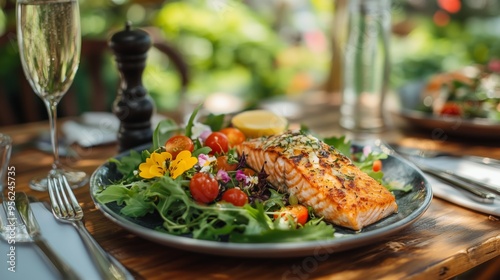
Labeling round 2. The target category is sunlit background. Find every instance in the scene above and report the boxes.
[1,0,499,125]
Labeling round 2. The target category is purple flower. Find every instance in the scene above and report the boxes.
[363,146,372,157]
[216,169,230,183]
[191,122,212,142]
[197,154,216,172]
[236,170,247,182]
[199,130,211,143]
[198,154,210,167]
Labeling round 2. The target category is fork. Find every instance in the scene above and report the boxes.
[47,173,128,280]
[389,143,500,168]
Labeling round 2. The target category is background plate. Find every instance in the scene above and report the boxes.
[89,146,432,258]
[398,81,500,139]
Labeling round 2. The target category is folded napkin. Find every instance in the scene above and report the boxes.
[62,112,119,148]
[62,112,167,148]
[412,156,500,217]
[0,202,132,280]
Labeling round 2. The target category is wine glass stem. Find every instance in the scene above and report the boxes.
[45,100,60,170]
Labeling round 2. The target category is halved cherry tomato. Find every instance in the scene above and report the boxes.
[274,205,309,226]
[189,173,219,204]
[216,155,238,171]
[204,132,229,155]
[219,127,246,147]
[372,159,382,172]
[221,188,248,206]
[242,168,256,176]
[439,102,461,116]
[165,135,194,159]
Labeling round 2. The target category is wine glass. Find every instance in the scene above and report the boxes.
[16,0,88,190]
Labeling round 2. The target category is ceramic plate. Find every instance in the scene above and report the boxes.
[89,146,432,258]
[398,81,500,138]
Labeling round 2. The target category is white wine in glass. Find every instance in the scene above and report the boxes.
[17,0,88,190]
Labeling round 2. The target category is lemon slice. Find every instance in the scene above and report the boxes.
[231,110,288,138]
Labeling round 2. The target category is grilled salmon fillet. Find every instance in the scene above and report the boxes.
[236,131,397,230]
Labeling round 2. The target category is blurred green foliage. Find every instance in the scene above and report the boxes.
[0,0,330,118]
[2,0,500,122]
[148,0,329,112]
[153,0,284,109]
[391,8,500,89]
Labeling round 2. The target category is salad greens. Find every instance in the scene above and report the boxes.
[418,64,500,121]
[96,110,405,243]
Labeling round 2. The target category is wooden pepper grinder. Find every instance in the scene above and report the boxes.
[109,22,155,152]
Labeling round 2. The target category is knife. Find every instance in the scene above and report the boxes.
[379,143,496,204]
[414,164,496,204]
[389,143,500,168]
[16,192,81,280]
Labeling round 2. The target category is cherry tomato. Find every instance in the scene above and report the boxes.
[439,102,461,116]
[165,135,194,159]
[216,155,238,171]
[204,132,229,155]
[372,159,383,172]
[221,188,248,207]
[189,173,219,204]
[274,205,309,226]
[219,127,246,147]
[242,168,256,176]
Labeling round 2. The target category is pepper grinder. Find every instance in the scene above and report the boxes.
[109,22,155,152]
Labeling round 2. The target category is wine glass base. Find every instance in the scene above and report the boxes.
[30,169,88,191]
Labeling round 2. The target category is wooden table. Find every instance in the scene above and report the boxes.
[1,100,499,280]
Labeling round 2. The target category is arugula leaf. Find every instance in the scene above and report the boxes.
[323,136,351,157]
[96,185,131,205]
[192,209,248,241]
[185,103,203,138]
[230,220,335,243]
[243,202,273,232]
[120,192,155,217]
[354,152,388,185]
[261,189,287,211]
[192,146,211,157]
[385,181,413,192]
[109,150,143,177]
[203,113,226,132]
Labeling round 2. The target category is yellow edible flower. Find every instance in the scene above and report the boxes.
[138,150,197,179]
[139,152,172,179]
[169,150,197,179]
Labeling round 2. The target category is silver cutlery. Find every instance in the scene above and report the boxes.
[47,173,129,280]
[408,163,496,204]
[389,143,500,195]
[436,169,500,196]
[15,192,81,280]
[2,134,79,278]
[379,142,496,204]
[389,143,500,168]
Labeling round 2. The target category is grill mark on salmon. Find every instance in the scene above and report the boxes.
[236,131,398,230]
